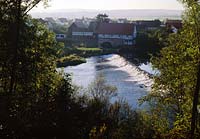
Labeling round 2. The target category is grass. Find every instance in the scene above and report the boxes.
[76,47,102,51]
[63,47,103,57]
[57,46,119,67]
[57,54,86,67]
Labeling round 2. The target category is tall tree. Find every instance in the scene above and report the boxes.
[0,0,67,137]
[142,0,200,138]
[0,0,49,94]
[186,0,200,138]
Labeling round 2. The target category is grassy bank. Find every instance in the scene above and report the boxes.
[76,47,103,57]
[63,47,118,57]
[57,54,86,67]
[57,46,119,67]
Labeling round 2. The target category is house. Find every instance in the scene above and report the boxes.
[68,21,96,46]
[136,20,161,31]
[165,19,182,33]
[165,19,182,29]
[67,21,137,47]
[95,23,137,47]
[68,21,93,38]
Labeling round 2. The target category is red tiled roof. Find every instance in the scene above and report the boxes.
[166,19,182,23]
[165,20,182,29]
[95,23,134,35]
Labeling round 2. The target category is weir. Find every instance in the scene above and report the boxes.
[105,54,154,89]
[63,54,154,108]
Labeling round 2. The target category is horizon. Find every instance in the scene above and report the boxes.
[30,8,183,20]
[31,0,184,13]
[31,8,183,13]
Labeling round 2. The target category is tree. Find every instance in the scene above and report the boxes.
[133,28,170,64]
[142,0,200,138]
[0,1,72,137]
[177,1,200,138]
[0,0,49,95]
[88,74,117,102]
[183,0,200,138]
[96,14,110,23]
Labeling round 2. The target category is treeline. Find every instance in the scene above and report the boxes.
[118,27,170,66]
[134,28,170,60]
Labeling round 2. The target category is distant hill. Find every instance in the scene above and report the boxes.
[30,9,182,20]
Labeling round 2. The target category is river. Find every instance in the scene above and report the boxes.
[61,54,155,109]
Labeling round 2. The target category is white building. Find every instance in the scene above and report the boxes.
[95,23,137,47]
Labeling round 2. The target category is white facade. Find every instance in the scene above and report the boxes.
[98,34,134,40]
[97,25,137,46]
[72,32,93,36]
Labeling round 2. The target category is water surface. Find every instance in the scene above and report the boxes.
[63,54,153,109]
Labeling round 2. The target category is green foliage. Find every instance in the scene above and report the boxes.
[88,74,117,103]
[141,0,200,138]
[51,22,69,34]
[82,75,154,139]
[89,123,107,139]
[1,1,71,138]
[118,24,170,65]
[139,28,169,52]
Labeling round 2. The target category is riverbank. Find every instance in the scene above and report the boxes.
[57,47,119,67]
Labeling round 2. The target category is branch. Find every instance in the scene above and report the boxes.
[22,0,42,17]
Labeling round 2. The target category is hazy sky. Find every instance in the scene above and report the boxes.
[32,0,184,12]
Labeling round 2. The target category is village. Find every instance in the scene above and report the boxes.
[38,14,182,48]
[37,14,183,67]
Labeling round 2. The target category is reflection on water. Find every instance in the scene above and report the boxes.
[63,54,154,109]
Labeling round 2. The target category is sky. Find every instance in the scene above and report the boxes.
[32,0,184,12]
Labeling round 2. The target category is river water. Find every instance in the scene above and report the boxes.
[62,54,154,109]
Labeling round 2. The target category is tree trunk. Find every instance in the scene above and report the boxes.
[9,0,21,94]
[191,64,200,139]
[191,1,200,137]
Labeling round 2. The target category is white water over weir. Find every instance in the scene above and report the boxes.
[106,55,153,88]
[63,54,154,109]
